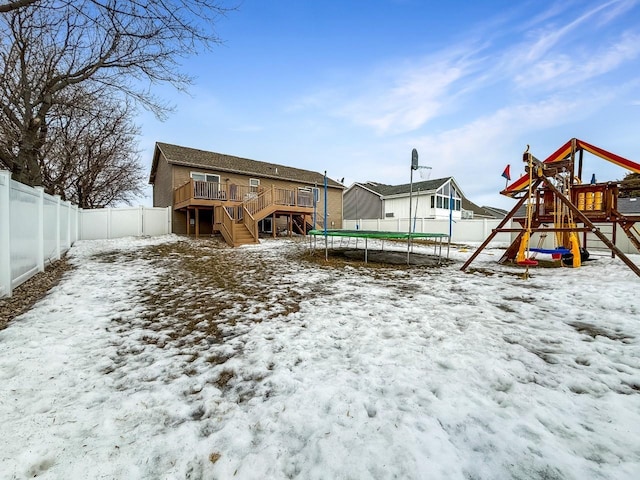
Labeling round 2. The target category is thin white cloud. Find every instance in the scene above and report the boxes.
[409,93,615,182]
[514,31,640,89]
[514,0,634,64]
[337,59,470,134]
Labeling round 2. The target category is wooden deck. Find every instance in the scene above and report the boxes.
[174,180,316,246]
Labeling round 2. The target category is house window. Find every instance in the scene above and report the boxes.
[250,178,260,191]
[298,187,319,207]
[191,172,220,183]
[385,212,394,218]
[430,196,435,208]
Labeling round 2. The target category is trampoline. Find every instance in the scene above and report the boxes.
[308,229,451,264]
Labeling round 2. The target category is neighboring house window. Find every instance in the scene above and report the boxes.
[435,183,462,210]
[191,172,220,183]
[430,196,435,208]
[385,212,394,218]
[250,178,260,191]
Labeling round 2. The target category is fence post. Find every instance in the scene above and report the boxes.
[139,205,144,236]
[66,201,72,249]
[75,206,80,242]
[54,194,61,260]
[35,187,45,272]
[0,171,11,297]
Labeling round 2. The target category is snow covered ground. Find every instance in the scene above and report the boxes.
[1,235,639,480]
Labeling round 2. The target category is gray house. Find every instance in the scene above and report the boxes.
[344,177,501,221]
[618,197,640,215]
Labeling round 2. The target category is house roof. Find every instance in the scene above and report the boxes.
[149,142,344,189]
[618,197,640,214]
[480,206,509,218]
[460,198,506,219]
[356,177,452,197]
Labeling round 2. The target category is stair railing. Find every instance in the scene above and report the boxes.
[216,205,235,246]
[242,207,259,241]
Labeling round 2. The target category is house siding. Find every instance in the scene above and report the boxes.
[384,193,436,219]
[153,153,173,208]
[343,186,383,219]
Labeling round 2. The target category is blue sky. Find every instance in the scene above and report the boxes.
[138,0,640,209]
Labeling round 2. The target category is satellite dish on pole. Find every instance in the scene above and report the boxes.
[411,148,419,170]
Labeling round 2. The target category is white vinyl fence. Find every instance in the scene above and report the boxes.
[343,217,513,244]
[79,206,171,240]
[1,171,171,298]
[343,217,639,255]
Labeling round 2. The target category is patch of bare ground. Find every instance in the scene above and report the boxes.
[299,248,453,269]
[0,256,72,330]
[99,239,313,400]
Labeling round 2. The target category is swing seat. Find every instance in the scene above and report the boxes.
[528,247,571,255]
[517,258,538,266]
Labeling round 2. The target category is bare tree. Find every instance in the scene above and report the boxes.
[0,0,231,186]
[40,86,145,207]
[0,0,37,14]
[619,172,640,198]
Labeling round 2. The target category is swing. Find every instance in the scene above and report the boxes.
[528,247,571,255]
[527,232,569,257]
[517,157,538,266]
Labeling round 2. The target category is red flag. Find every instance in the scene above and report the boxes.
[501,164,511,181]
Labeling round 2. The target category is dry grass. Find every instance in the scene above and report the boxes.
[0,256,72,329]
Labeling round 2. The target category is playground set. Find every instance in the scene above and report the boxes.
[461,138,640,278]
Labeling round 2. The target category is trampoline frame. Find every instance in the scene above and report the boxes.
[308,229,451,264]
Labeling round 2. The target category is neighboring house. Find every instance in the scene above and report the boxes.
[461,199,508,219]
[618,197,640,215]
[149,142,344,246]
[478,205,508,219]
[344,177,501,221]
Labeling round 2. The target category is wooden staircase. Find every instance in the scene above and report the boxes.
[211,185,315,247]
[215,205,259,247]
[292,214,315,235]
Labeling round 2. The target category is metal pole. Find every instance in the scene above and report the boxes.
[407,166,413,265]
[313,182,317,229]
[324,171,328,261]
[365,237,368,263]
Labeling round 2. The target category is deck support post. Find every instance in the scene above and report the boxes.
[186,209,191,236]
[195,208,200,239]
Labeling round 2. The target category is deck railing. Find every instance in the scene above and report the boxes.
[175,180,259,204]
[174,180,194,205]
[174,180,316,213]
